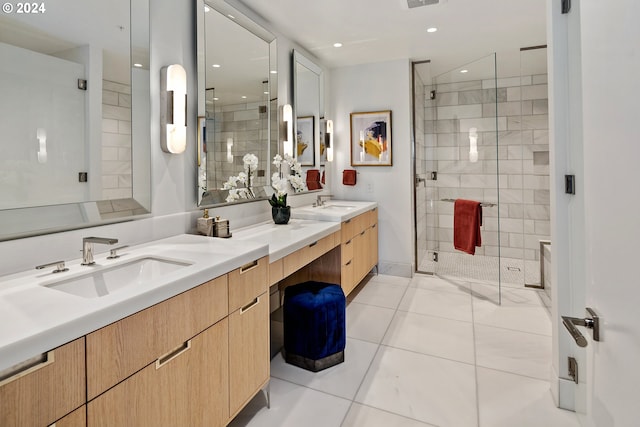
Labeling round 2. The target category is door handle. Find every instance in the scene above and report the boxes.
[415,176,426,187]
[562,307,600,347]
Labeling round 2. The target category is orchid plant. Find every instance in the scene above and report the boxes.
[223,153,259,203]
[269,153,306,208]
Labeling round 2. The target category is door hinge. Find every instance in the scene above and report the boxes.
[568,356,578,384]
[430,89,436,100]
[430,171,437,180]
[561,0,571,14]
[432,252,438,262]
[78,79,87,90]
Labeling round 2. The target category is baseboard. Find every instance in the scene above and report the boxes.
[378,261,413,278]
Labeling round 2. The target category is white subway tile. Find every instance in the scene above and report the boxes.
[521,84,548,100]
[102,119,118,133]
[437,104,483,119]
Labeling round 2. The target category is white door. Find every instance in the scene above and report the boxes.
[550,0,640,425]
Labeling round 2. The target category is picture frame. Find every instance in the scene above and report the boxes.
[296,116,315,166]
[350,110,392,166]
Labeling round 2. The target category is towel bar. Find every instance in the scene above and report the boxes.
[440,198,497,208]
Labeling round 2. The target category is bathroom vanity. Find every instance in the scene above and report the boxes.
[0,235,269,427]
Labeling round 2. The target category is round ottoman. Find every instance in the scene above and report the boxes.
[282,281,346,372]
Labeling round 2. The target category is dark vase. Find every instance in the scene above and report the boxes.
[272,206,291,224]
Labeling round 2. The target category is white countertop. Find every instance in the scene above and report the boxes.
[232,218,341,262]
[291,200,377,222]
[0,234,268,372]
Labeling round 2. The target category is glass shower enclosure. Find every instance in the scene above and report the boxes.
[414,54,502,302]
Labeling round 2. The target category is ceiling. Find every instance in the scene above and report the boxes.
[236,0,547,78]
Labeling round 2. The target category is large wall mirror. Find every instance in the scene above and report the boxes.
[292,50,325,182]
[0,0,151,241]
[196,0,278,206]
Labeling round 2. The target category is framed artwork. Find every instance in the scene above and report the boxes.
[350,110,392,166]
[296,116,315,166]
[319,118,327,165]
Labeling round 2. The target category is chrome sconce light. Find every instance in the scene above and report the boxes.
[160,64,187,154]
[325,119,334,162]
[282,104,293,156]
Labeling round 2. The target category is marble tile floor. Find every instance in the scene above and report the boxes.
[230,274,578,427]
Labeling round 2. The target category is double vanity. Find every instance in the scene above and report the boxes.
[0,200,377,427]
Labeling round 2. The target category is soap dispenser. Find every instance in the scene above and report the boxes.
[197,209,214,236]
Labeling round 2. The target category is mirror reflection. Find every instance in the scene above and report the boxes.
[0,0,151,241]
[197,0,277,206]
[292,50,324,189]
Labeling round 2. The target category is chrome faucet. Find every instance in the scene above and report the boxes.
[316,194,333,207]
[82,237,118,265]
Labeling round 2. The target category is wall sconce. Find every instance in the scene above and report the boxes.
[468,127,478,163]
[36,128,47,163]
[282,104,293,156]
[325,119,334,162]
[160,64,187,154]
[227,138,234,163]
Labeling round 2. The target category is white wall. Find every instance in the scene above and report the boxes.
[329,59,414,277]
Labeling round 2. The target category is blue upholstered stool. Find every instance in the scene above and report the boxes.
[282,281,346,372]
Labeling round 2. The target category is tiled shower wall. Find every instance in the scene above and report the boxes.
[206,102,269,191]
[423,74,549,264]
[101,80,132,200]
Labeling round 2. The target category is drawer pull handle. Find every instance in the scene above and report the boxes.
[0,351,54,386]
[346,260,352,266]
[240,259,259,273]
[156,340,191,369]
[344,219,351,224]
[372,224,377,228]
[360,230,366,236]
[346,239,352,245]
[309,241,318,248]
[240,297,260,314]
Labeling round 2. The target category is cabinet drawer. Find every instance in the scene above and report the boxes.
[0,337,85,427]
[86,275,228,400]
[229,291,270,418]
[229,256,268,312]
[366,207,378,228]
[308,232,338,261]
[341,235,354,265]
[341,258,356,296]
[51,405,85,427]
[283,234,334,277]
[88,318,229,427]
[269,257,284,285]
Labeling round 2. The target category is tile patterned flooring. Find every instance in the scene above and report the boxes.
[229,274,579,427]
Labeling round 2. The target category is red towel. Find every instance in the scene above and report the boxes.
[453,199,482,255]
[343,170,356,186]
[306,169,321,190]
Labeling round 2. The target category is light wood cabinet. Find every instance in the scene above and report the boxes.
[50,406,86,427]
[229,257,268,312]
[282,233,339,278]
[87,318,229,427]
[86,275,228,400]
[229,291,270,419]
[340,207,378,296]
[0,337,85,427]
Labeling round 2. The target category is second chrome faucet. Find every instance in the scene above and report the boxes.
[82,237,118,266]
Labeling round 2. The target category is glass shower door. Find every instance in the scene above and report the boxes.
[415,53,502,301]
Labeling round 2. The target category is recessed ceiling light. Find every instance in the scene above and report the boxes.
[204,5,210,12]
[213,97,219,101]
[333,42,343,48]
[460,69,468,73]
[427,27,438,33]
[133,63,142,68]
[264,91,269,94]
[241,96,247,99]
[212,64,221,68]
[270,70,277,74]
[227,14,235,19]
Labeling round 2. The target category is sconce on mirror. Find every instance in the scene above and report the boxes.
[160,64,187,154]
[325,119,333,162]
[283,104,293,157]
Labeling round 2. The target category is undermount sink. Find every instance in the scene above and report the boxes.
[319,204,356,210]
[41,257,192,299]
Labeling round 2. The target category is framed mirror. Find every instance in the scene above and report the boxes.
[196,0,277,206]
[292,50,324,186]
[0,0,151,241]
